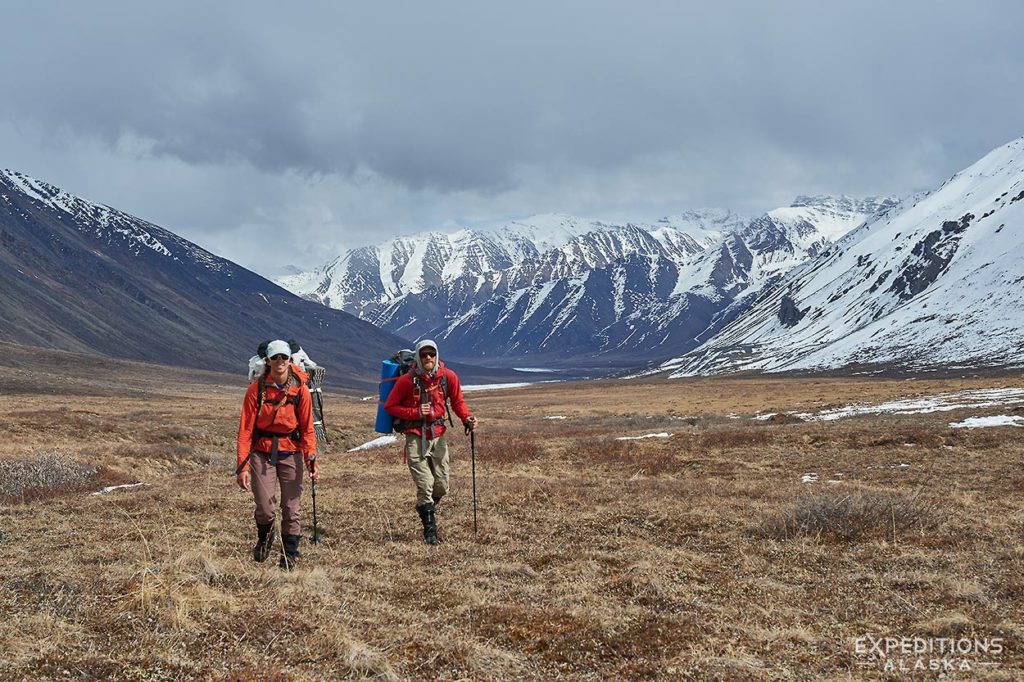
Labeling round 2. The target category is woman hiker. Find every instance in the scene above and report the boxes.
[384,339,476,544]
[236,339,319,569]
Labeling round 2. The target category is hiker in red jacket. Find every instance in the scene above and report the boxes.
[236,339,319,569]
[384,339,476,544]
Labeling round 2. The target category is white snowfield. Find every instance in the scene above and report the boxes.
[949,415,1024,429]
[347,435,398,451]
[792,388,1024,422]
[663,136,1024,376]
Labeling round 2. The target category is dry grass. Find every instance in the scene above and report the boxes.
[481,433,545,465]
[2,370,1024,679]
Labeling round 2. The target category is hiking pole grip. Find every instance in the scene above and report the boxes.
[471,431,478,533]
[234,452,253,477]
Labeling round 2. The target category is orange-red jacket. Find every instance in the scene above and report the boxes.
[237,363,316,467]
[383,360,472,439]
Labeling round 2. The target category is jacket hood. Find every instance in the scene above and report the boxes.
[414,339,439,374]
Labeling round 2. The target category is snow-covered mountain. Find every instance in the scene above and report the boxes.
[280,198,894,366]
[660,137,1024,376]
[277,212,730,317]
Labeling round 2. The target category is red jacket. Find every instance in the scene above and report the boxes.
[384,361,472,439]
[237,363,316,467]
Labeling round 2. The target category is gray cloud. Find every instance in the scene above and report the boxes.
[2,1,1023,273]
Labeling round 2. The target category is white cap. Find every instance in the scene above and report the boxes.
[265,339,292,359]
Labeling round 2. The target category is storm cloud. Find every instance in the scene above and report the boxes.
[2,1,1022,272]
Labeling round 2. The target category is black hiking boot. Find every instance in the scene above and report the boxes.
[417,503,439,545]
[280,534,302,570]
[253,522,275,563]
[432,493,444,509]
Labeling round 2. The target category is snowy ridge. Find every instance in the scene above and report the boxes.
[662,136,1024,376]
[0,169,232,273]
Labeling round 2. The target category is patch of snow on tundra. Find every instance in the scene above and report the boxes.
[348,435,398,451]
[949,415,1024,429]
[92,482,146,496]
[616,432,671,440]
[462,382,534,392]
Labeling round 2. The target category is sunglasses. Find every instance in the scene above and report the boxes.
[269,354,290,361]
[418,351,437,358]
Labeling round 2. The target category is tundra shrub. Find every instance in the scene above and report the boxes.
[0,452,96,501]
[755,487,940,543]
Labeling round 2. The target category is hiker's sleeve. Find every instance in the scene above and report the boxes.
[447,371,473,422]
[236,382,259,467]
[298,385,316,464]
[384,375,420,421]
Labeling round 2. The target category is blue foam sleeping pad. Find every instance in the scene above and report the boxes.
[375,359,402,433]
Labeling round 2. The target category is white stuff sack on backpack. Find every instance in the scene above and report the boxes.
[291,347,319,371]
[247,355,267,382]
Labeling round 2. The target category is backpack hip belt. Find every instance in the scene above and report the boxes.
[253,427,302,466]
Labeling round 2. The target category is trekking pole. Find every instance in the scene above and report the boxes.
[309,458,322,544]
[470,429,478,533]
[420,381,430,463]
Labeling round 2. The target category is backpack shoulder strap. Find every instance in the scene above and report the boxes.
[285,370,305,414]
[440,372,453,426]
[257,374,268,412]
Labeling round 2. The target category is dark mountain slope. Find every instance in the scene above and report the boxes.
[0,170,407,389]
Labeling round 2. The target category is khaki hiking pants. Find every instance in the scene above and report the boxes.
[249,451,305,535]
[405,433,450,506]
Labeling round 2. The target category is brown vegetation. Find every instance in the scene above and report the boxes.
[2,368,1024,679]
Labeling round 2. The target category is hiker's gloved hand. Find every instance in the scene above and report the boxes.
[463,415,477,432]
[308,458,320,482]
[236,469,251,492]
[419,403,432,418]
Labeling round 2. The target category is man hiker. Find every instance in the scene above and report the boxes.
[384,339,476,545]
[236,339,319,569]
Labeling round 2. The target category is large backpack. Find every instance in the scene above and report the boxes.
[248,339,329,446]
[375,349,452,434]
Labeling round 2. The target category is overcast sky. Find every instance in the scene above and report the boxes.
[2,1,1023,275]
